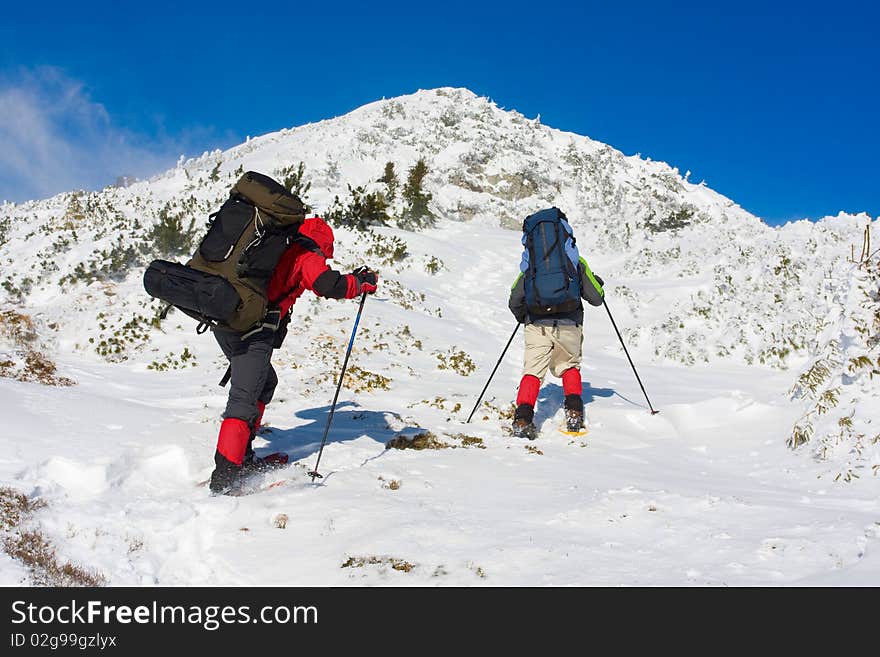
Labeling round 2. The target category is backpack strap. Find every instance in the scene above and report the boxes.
[234,231,329,341]
[289,233,325,257]
[552,222,574,294]
[170,304,219,334]
[525,231,541,307]
[238,308,284,340]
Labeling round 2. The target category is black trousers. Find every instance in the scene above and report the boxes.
[213,328,279,425]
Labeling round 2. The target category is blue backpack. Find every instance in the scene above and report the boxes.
[521,208,582,316]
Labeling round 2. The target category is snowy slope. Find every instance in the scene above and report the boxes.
[0,88,878,585]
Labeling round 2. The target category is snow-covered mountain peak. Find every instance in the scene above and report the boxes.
[0,88,878,586]
[0,87,876,481]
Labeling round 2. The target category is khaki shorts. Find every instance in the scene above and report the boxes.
[522,323,583,381]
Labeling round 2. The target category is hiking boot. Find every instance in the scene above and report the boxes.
[564,408,585,432]
[511,402,538,439]
[514,402,534,422]
[512,418,539,440]
[209,456,242,495]
[564,394,583,412]
[243,438,256,468]
[563,394,584,432]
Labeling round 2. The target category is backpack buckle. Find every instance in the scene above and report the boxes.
[262,309,282,331]
[237,309,283,341]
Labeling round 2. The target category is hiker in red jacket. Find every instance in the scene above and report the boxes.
[210,216,378,493]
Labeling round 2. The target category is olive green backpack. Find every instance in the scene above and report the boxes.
[144,171,307,335]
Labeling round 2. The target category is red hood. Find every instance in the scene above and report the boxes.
[299,217,335,259]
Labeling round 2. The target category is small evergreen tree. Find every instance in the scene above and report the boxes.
[277,162,312,211]
[379,162,399,203]
[324,195,345,227]
[150,204,198,256]
[347,185,389,232]
[327,186,390,232]
[401,158,434,229]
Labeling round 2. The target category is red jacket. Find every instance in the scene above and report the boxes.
[266,217,358,317]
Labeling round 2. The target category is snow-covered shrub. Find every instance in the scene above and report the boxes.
[0,310,73,386]
[788,253,880,480]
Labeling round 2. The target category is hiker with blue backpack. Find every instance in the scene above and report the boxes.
[508,207,605,439]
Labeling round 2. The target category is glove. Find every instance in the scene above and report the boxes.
[351,266,378,295]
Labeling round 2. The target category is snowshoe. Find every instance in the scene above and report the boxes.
[242,452,289,475]
[560,409,588,437]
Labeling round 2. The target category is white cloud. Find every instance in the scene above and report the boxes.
[0,67,208,203]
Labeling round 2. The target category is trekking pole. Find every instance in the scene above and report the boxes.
[466,323,521,423]
[308,292,368,481]
[603,299,659,415]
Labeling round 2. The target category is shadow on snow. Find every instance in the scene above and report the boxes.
[533,381,615,426]
[256,401,420,462]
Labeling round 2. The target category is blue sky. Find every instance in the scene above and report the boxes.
[1,1,877,225]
